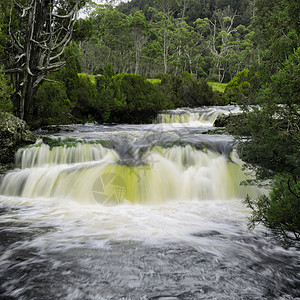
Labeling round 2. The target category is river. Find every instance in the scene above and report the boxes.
[0,106,299,299]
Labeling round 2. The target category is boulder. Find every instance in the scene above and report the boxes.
[214,114,230,127]
[0,113,37,168]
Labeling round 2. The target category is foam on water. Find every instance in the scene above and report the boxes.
[0,106,299,300]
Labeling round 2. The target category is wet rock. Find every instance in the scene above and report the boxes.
[214,114,230,127]
[0,113,37,169]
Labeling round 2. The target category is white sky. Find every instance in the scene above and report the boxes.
[79,0,130,18]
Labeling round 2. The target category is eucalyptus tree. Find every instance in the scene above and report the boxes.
[177,0,191,20]
[2,0,86,121]
[92,6,132,73]
[171,20,203,75]
[207,8,238,82]
[148,7,176,74]
[128,11,149,74]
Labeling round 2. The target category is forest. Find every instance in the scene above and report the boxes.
[0,0,299,244]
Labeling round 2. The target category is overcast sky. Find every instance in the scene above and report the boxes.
[79,0,130,18]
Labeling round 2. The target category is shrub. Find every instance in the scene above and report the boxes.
[224,69,260,104]
[114,73,167,123]
[244,174,300,245]
[31,81,73,127]
[158,72,215,107]
[69,75,98,122]
[93,65,127,123]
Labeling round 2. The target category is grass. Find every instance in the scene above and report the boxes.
[78,74,162,85]
[208,81,227,93]
[78,73,227,93]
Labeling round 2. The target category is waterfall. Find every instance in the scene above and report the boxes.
[156,106,241,126]
[0,142,257,205]
[15,142,116,168]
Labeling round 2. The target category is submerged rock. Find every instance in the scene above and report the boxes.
[0,113,37,169]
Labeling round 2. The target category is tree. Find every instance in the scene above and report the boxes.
[0,1,14,114]
[238,0,300,245]
[128,11,149,74]
[91,6,132,73]
[207,8,238,82]
[149,7,175,73]
[178,0,191,20]
[2,0,86,121]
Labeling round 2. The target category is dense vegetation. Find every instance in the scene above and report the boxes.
[0,0,299,244]
[79,0,255,81]
[222,0,299,245]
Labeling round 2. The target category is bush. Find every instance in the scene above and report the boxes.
[244,174,300,245]
[158,72,215,108]
[224,69,260,105]
[31,81,73,127]
[92,64,126,123]
[233,50,300,245]
[114,73,167,123]
[92,69,169,123]
[269,46,300,105]
[69,75,98,122]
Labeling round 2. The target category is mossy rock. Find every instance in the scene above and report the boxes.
[0,113,37,166]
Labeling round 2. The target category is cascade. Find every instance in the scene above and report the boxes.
[0,142,257,205]
[156,106,241,125]
[0,107,298,300]
[15,141,115,168]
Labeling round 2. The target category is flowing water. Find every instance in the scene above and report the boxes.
[0,106,299,300]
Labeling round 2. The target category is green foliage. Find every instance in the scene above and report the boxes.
[79,1,255,80]
[73,18,93,42]
[237,47,300,179]
[69,74,98,121]
[31,81,72,127]
[158,72,215,107]
[237,105,299,178]
[224,69,260,104]
[88,67,179,123]
[0,67,13,114]
[56,43,82,94]
[207,81,227,93]
[117,73,167,122]
[146,78,161,84]
[234,0,300,245]
[78,73,97,84]
[93,65,126,122]
[244,174,300,244]
[253,0,300,83]
[268,47,300,105]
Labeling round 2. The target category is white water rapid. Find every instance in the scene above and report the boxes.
[156,106,241,126]
[0,106,299,300]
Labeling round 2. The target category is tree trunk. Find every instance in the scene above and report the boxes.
[5,0,83,122]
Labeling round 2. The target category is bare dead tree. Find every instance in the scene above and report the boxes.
[4,0,85,121]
